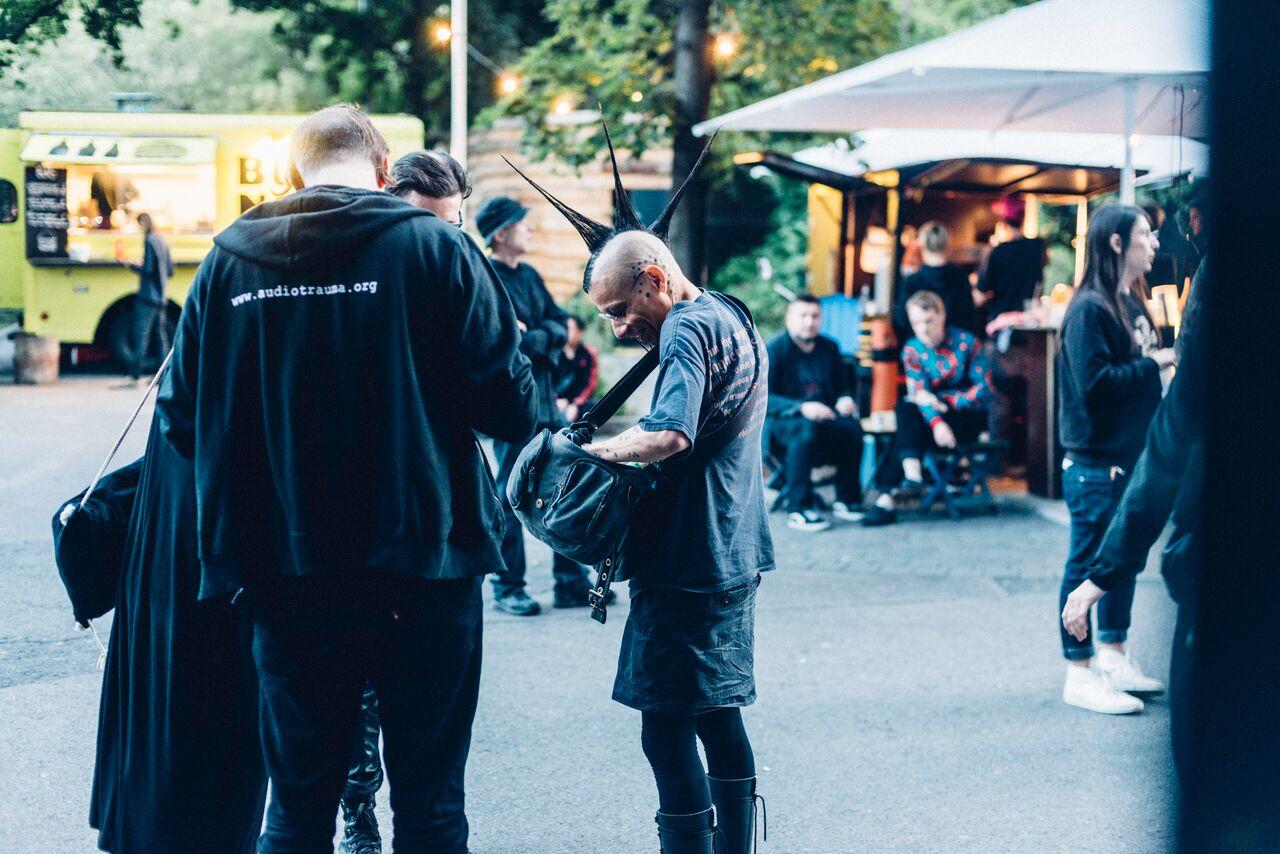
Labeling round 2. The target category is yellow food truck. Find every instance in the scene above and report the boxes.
[0,109,424,365]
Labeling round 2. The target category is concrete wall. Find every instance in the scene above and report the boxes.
[469,119,672,303]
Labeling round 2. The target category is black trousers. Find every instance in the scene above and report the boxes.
[875,401,988,491]
[130,301,170,380]
[251,573,482,854]
[768,415,864,511]
[491,435,590,595]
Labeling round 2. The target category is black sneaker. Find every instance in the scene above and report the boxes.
[787,508,831,532]
[860,504,898,527]
[493,589,542,616]
[554,586,618,609]
[338,795,381,854]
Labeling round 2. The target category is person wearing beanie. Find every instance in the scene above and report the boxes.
[475,195,601,616]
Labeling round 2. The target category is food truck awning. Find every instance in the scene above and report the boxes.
[762,129,1210,197]
[20,134,217,165]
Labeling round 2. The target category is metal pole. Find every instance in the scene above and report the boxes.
[450,0,468,168]
[1120,80,1136,204]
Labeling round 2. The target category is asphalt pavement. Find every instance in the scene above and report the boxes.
[0,376,1178,852]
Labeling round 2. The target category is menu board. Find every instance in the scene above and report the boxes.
[25,166,68,260]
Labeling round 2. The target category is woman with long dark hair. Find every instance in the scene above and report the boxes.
[1056,204,1177,715]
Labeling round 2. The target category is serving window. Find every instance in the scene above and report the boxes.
[66,163,216,236]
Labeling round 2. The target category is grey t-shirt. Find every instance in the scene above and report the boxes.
[622,291,774,592]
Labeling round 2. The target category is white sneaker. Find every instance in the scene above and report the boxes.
[1063,664,1145,714]
[831,501,865,522]
[787,508,831,532]
[1093,647,1166,695]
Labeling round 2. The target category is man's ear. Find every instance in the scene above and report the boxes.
[646,263,670,294]
[376,154,392,189]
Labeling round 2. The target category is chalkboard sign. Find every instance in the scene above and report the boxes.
[25,166,68,260]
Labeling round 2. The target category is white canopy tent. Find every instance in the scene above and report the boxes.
[695,0,1210,202]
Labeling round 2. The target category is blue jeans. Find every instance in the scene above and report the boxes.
[1058,461,1137,660]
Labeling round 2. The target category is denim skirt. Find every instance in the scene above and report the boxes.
[612,575,759,715]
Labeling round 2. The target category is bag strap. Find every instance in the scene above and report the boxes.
[77,348,174,511]
[568,346,660,441]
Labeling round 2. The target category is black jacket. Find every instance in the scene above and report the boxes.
[894,264,980,340]
[490,259,568,428]
[1057,288,1162,467]
[980,237,1047,318]
[1089,262,1208,607]
[765,332,852,418]
[156,185,536,597]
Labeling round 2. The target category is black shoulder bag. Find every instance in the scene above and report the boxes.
[506,293,759,624]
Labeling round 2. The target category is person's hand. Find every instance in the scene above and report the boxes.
[914,390,948,413]
[564,403,580,422]
[1150,348,1177,369]
[1061,579,1106,641]
[800,401,837,421]
[972,288,991,307]
[517,320,528,333]
[835,396,858,418]
[931,420,956,449]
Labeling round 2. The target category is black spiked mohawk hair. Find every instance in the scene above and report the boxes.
[502,116,717,291]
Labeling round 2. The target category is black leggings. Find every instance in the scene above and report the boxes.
[640,708,755,814]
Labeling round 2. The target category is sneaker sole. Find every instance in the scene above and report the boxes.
[787,522,831,532]
[493,603,542,616]
[1063,694,1144,715]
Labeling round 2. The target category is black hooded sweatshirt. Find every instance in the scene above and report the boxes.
[157,186,537,598]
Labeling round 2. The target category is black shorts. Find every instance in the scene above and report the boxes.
[612,576,759,716]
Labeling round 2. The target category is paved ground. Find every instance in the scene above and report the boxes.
[0,376,1178,852]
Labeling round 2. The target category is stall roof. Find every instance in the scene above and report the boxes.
[758,129,1208,196]
[695,0,1209,138]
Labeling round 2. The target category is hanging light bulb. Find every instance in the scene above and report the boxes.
[713,32,738,59]
[630,90,644,103]
[431,21,452,44]
[553,95,575,115]
[498,72,521,95]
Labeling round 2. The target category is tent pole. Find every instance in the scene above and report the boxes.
[1120,80,1136,204]
[450,0,468,168]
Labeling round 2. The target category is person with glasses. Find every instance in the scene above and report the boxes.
[334,148,478,854]
[388,149,470,227]
[473,195,602,618]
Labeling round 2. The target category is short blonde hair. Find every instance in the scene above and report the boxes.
[288,104,390,190]
[906,289,945,315]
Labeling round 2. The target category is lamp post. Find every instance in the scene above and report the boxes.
[450,0,468,168]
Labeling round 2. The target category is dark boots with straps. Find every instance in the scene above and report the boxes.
[708,775,766,854]
[656,807,718,854]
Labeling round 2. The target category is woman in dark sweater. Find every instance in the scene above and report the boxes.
[1056,204,1177,715]
[892,221,980,341]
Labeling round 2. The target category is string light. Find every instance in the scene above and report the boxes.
[431,22,452,45]
[553,95,575,115]
[713,32,738,59]
[630,90,644,103]
[498,72,521,95]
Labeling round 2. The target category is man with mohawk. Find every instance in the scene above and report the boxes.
[506,125,773,854]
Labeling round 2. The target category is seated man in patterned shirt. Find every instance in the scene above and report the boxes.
[863,289,994,527]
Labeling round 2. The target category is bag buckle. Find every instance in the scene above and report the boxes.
[588,557,614,624]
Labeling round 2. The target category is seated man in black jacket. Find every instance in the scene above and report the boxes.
[766,294,865,532]
[157,105,536,854]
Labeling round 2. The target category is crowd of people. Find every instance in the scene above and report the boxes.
[69,99,1210,853]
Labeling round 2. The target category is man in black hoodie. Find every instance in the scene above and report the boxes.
[157,105,536,853]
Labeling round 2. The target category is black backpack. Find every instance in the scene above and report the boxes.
[506,293,759,623]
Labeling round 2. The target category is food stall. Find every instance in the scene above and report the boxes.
[738,129,1207,497]
[0,109,424,365]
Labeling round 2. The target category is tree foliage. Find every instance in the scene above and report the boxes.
[0,0,325,125]
[1,0,144,71]
[227,0,551,144]
[484,0,900,169]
